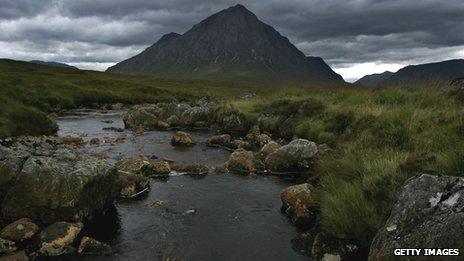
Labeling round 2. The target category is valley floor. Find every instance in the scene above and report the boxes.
[1,59,464,259]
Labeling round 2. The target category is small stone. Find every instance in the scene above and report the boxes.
[89,138,100,145]
[0,218,39,242]
[77,236,111,255]
[143,161,171,176]
[205,134,231,147]
[184,209,197,215]
[183,163,209,176]
[61,136,86,147]
[144,200,167,209]
[156,120,170,130]
[170,131,195,147]
[88,152,109,159]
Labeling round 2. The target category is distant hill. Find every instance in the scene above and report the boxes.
[30,60,77,69]
[355,71,394,87]
[356,59,464,87]
[107,4,344,86]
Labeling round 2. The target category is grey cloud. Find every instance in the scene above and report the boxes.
[0,0,463,74]
[0,0,54,19]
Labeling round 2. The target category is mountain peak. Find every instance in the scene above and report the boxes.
[107,4,344,86]
[228,4,251,12]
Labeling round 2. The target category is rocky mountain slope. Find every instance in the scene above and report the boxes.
[107,4,344,86]
[356,59,464,87]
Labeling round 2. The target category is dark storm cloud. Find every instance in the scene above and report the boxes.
[1,0,463,79]
[0,0,54,19]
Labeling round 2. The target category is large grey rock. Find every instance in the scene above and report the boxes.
[0,139,119,224]
[265,139,318,173]
[369,174,464,260]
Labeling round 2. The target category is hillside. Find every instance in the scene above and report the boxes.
[30,60,78,69]
[0,58,254,137]
[355,71,393,87]
[107,4,344,86]
[357,59,464,87]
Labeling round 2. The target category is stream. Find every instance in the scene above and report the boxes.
[57,110,305,260]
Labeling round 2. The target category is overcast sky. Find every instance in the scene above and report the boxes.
[1,0,463,82]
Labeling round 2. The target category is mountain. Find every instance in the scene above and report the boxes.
[356,59,464,87]
[355,71,394,87]
[107,4,344,86]
[30,60,77,69]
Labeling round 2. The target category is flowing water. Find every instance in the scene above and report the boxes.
[57,111,305,261]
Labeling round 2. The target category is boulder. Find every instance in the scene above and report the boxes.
[220,114,247,134]
[245,125,271,149]
[369,174,464,260]
[114,158,150,198]
[0,140,119,224]
[61,136,86,148]
[77,236,111,255]
[222,149,264,175]
[281,183,317,228]
[205,134,231,148]
[170,131,195,147]
[0,238,16,255]
[183,164,209,176]
[258,141,281,160]
[122,105,160,130]
[39,222,83,256]
[265,139,318,173]
[143,161,171,176]
[115,158,149,175]
[232,139,251,150]
[0,218,39,242]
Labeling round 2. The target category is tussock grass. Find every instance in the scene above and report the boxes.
[230,85,464,249]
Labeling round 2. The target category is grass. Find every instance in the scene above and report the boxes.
[0,58,261,137]
[228,85,464,251]
[1,58,463,252]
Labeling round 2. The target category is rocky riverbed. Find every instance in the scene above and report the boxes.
[46,110,308,260]
[1,99,461,260]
